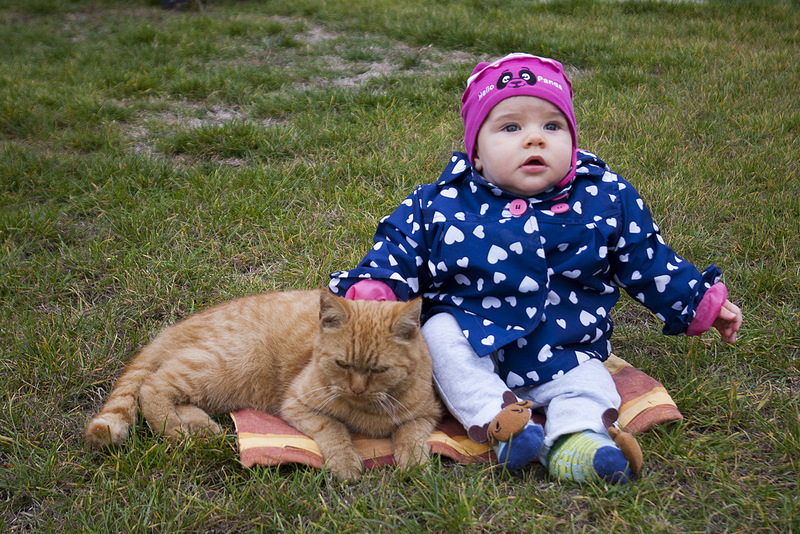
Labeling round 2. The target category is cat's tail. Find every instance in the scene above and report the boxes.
[84,353,150,449]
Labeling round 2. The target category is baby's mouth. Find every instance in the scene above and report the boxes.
[522,156,545,167]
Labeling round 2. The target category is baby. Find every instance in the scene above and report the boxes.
[329,53,742,483]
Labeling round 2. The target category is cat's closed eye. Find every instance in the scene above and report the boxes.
[336,360,388,375]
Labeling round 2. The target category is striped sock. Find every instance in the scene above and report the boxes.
[546,431,632,484]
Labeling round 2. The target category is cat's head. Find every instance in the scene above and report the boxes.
[314,291,428,401]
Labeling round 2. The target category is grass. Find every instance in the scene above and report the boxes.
[1,0,799,531]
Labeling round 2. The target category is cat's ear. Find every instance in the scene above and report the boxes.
[391,298,422,342]
[319,290,349,331]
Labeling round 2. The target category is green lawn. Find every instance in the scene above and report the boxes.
[1,0,798,531]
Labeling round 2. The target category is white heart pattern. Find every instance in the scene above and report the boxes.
[518,276,540,293]
[580,310,597,326]
[506,372,525,388]
[654,274,671,293]
[482,296,502,309]
[487,245,508,264]
[523,217,539,234]
[444,226,465,245]
[537,344,553,362]
[451,159,467,174]
[441,187,458,199]
[575,351,591,364]
[456,257,469,268]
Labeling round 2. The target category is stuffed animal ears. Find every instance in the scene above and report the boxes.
[467,391,535,445]
[467,423,490,443]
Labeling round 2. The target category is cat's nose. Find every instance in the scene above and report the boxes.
[350,375,367,395]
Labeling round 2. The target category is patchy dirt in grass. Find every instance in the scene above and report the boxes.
[116,14,481,165]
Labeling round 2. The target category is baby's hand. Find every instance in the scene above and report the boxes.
[713,299,742,343]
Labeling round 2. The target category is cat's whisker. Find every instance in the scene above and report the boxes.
[310,389,342,414]
[284,386,330,405]
[373,395,405,426]
[382,392,414,419]
[284,385,337,409]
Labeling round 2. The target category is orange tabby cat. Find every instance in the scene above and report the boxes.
[84,289,441,480]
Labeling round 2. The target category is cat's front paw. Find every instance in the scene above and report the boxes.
[392,418,436,471]
[325,448,364,481]
[394,441,432,470]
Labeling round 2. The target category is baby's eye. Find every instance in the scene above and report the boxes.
[502,124,520,133]
[544,122,561,131]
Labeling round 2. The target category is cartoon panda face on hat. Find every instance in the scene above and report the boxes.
[497,68,536,90]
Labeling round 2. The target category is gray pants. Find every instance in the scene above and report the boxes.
[422,313,621,459]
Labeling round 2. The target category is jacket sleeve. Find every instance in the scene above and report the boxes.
[329,187,432,301]
[608,178,722,335]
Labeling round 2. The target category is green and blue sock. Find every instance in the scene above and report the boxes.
[546,430,632,484]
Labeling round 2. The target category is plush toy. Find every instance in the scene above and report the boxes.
[467,391,534,445]
[608,426,643,476]
[465,392,544,470]
[602,407,644,476]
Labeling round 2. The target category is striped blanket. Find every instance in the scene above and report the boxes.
[232,354,681,469]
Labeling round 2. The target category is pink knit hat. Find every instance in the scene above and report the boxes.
[461,53,577,187]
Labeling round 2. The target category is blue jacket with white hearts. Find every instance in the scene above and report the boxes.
[329,150,721,388]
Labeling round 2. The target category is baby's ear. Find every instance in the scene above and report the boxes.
[391,298,422,342]
[319,291,348,331]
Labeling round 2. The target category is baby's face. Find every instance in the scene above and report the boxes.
[474,96,572,197]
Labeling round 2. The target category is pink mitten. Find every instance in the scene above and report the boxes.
[344,280,397,301]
